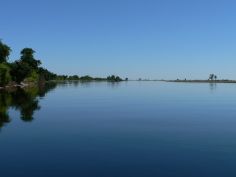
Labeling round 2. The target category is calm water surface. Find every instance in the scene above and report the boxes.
[1,81,236,177]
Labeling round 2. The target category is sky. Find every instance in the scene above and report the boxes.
[1,0,236,80]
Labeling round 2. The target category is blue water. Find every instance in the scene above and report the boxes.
[1,81,236,177]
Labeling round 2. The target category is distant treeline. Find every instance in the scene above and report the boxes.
[0,40,124,87]
[56,74,123,82]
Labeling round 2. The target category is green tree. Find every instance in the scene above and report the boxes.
[68,75,79,80]
[10,61,32,84]
[209,74,217,81]
[80,75,93,81]
[10,48,42,84]
[209,74,214,81]
[0,64,11,86]
[20,48,41,69]
[0,40,11,63]
[38,67,57,81]
[214,75,217,80]
[107,75,122,82]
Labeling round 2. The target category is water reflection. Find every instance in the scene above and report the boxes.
[0,82,57,128]
[209,83,217,92]
[107,81,121,89]
[66,80,122,88]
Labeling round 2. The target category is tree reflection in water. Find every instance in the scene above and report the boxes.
[0,82,57,128]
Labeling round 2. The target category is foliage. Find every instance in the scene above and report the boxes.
[209,74,217,81]
[80,75,93,81]
[0,41,11,63]
[68,75,79,80]
[9,47,42,84]
[25,70,39,83]
[20,48,41,69]
[38,67,57,81]
[107,75,123,82]
[56,75,68,80]
[10,61,32,84]
[0,63,11,86]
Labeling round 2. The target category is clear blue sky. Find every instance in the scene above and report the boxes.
[1,0,236,79]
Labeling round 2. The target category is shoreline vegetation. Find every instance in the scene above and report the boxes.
[2,39,236,88]
[0,40,125,89]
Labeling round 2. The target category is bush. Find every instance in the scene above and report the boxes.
[24,70,39,83]
[107,75,123,82]
[0,63,11,86]
[10,61,32,84]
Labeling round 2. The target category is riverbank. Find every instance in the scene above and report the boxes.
[0,82,38,90]
[0,79,125,90]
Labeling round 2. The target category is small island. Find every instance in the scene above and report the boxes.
[164,74,236,83]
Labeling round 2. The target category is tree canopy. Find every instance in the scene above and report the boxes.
[20,48,41,69]
[0,40,11,63]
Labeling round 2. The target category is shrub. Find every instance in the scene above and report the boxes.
[0,63,11,86]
